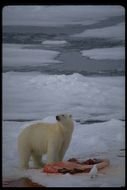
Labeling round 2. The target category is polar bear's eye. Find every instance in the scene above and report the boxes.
[62,115,65,117]
[69,114,72,118]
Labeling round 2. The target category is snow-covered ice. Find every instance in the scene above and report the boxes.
[81,47,125,60]
[2,117,125,187]
[2,43,61,67]
[2,72,125,186]
[42,40,68,45]
[3,72,125,121]
[72,22,125,40]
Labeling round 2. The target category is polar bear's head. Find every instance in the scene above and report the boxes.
[56,113,74,127]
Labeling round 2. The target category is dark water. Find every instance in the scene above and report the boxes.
[3,42,125,76]
[2,16,125,76]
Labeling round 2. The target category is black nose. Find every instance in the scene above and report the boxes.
[56,115,60,121]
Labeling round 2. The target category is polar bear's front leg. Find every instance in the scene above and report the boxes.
[18,142,31,169]
[18,150,31,169]
[31,153,44,168]
[47,143,59,163]
[59,146,67,161]
[59,139,71,161]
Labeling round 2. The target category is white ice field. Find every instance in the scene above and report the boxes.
[2,43,125,187]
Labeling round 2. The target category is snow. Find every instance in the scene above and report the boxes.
[3,43,61,67]
[42,40,68,45]
[2,72,125,186]
[2,117,125,187]
[72,22,125,40]
[81,47,125,60]
[3,73,125,121]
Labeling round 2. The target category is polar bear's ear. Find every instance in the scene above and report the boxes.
[56,115,60,121]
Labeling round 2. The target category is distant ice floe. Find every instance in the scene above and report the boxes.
[81,47,125,60]
[2,43,61,67]
[3,6,124,26]
[42,40,68,46]
[72,22,125,40]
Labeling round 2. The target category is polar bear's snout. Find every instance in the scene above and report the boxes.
[56,115,60,121]
[56,114,72,122]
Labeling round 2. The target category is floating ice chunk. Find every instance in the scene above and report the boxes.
[3,43,61,67]
[81,47,125,60]
[42,40,68,45]
[72,22,125,40]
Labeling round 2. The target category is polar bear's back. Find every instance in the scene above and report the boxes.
[18,122,61,153]
[18,122,58,141]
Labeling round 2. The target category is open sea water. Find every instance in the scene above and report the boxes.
[3,22,125,76]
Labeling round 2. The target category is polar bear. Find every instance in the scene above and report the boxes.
[18,114,74,169]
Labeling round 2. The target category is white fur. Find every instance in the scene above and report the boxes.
[18,114,74,169]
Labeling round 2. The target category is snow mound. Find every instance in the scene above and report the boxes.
[3,72,125,121]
